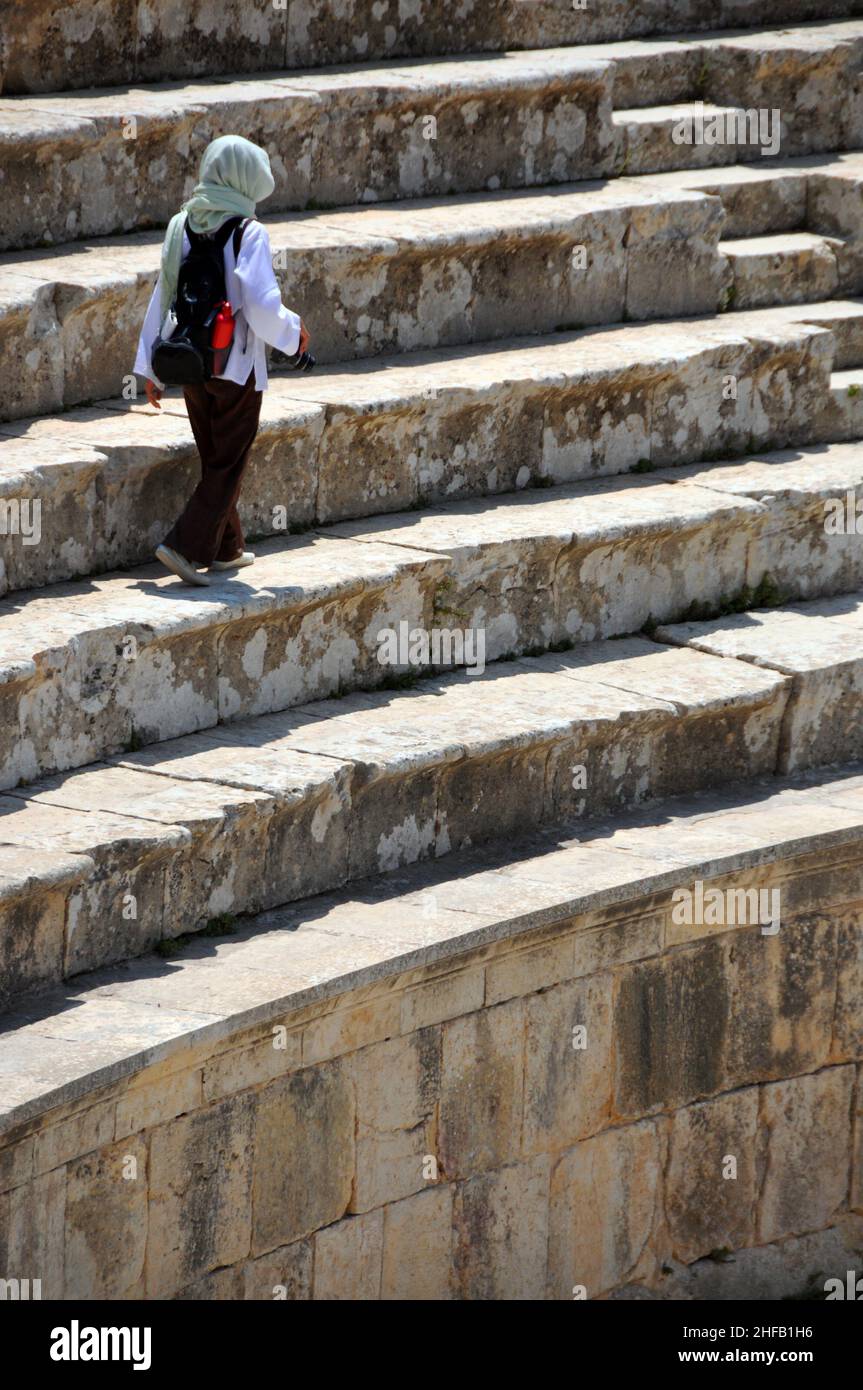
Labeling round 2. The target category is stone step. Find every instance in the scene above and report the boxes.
[640,150,863,238]
[6,153,863,423]
[611,19,863,172]
[829,366,863,437]
[615,103,760,175]
[0,761,861,1301]
[585,18,863,117]
[1,304,854,596]
[689,18,863,158]
[6,0,860,94]
[4,21,863,253]
[0,179,733,422]
[720,232,846,310]
[0,755,860,1126]
[0,50,615,253]
[753,296,863,368]
[657,590,863,775]
[0,635,794,1001]
[3,439,863,793]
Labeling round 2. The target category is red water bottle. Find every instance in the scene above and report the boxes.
[211,301,234,350]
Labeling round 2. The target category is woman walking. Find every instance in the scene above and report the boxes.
[134,134,310,585]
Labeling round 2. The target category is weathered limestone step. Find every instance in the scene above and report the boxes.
[6,440,863,789]
[5,19,863,251]
[328,437,863,623]
[0,50,616,252]
[829,366,863,437]
[691,18,863,157]
[721,232,844,309]
[6,1,860,94]
[657,591,863,773]
[745,297,863,368]
[0,637,792,1000]
[0,307,846,595]
[1,757,861,1130]
[1,750,860,1301]
[614,21,863,172]
[643,150,863,238]
[615,103,762,175]
[586,19,863,116]
[660,443,863,607]
[6,153,863,423]
[0,180,733,420]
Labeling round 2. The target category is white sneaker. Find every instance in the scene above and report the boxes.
[210,551,255,571]
[155,544,210,586]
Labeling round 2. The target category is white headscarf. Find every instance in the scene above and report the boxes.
[159,135,276,317]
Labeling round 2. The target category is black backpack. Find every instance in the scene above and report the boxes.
[151,216,249,386]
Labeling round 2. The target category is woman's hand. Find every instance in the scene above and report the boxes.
[145,379,163,410]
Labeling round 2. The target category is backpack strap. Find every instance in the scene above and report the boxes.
[184,215,246,251]
[232,217,253,259]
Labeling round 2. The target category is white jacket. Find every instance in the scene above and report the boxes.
[134,219,302,391]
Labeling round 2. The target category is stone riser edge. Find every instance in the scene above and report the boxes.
[4,30,863,253]
[0,321,840,596]
[0,634,793,996]
[0,185,734,422]
[0,840,860,1299]
[0,61,616,253]
[4,0,860,95]
[6,419,863,792]
[6,159,863,425]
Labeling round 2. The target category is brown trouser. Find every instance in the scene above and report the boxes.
[165,372,263,566]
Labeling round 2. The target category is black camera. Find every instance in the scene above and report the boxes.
[288,347,315,372]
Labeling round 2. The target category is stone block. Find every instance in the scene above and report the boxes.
[0,0,138,91]
[400,967,485,1031]
[439,1000,525,1180]
[758,1066,855,1243]
[485,933,575,1006]
[548,1119,662,1299]
[313,1209,383,1300]
[350,1029,440,1213]
[625,190,730,319]
[115,1069,203,1139]
[453,1156,551,1299]
[0,1134,34,1196]
[202,1034,301,1106]
[64,1136,147,1299]
[0,849,73,1004]
[243,1240,313,1301]
[665,1088,760,1264]
[34,1100,115,1175]
[614,938,730,1117]
[0,1167,66,1299]
[302,991,402,1067]
[252,1064,354,1254]
[724,916,837,1088]
[381,1185,454,1300]
[522,974,614,1155]
[147,1094,255,1296]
